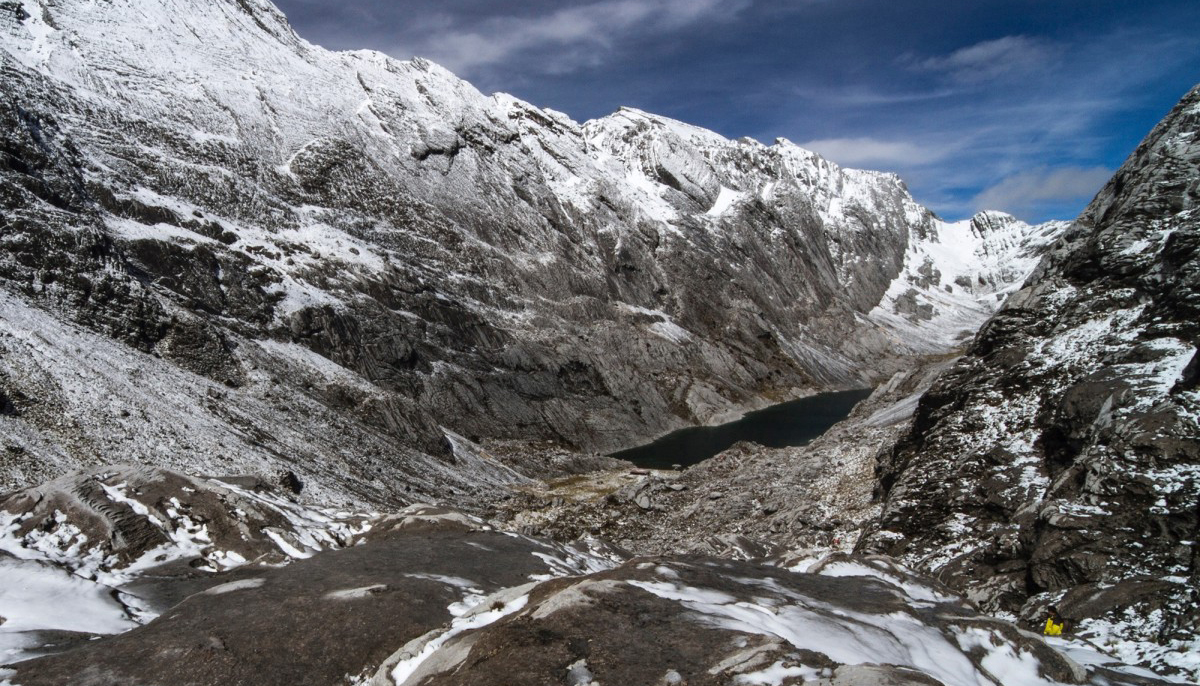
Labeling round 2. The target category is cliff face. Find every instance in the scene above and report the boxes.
[862,85,1200,677]
[0,0,1056,503]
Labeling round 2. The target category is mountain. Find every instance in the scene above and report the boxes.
[2,0,1196,682]
[1,0,1059,506]
[859,85,1200,679]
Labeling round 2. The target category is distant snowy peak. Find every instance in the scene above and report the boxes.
[868,211,1067,353]
[578,98,1066,341]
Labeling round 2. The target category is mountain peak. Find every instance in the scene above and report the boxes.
[968,209,1020,235]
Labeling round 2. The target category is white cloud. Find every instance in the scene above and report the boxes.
[403,0,751,76]
[912,35,1055,83]
[972,165,1112,215]
[801,137,953,167]
[792,85,958,107]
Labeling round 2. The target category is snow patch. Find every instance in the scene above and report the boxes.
[0,557,137,664]
[707,187,746,217]
[326,584,388,601]
[204,578,266,595]
[389,591,531,685]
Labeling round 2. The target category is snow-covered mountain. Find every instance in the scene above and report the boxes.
[1,1,1196,682]
[868,210,1066,353]
[0,0,1061,504]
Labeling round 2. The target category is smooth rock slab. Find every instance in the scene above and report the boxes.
[6,512,613,686]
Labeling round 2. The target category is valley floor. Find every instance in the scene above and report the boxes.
[487,356,956,561]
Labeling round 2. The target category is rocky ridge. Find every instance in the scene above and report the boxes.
[858,85,1200,678]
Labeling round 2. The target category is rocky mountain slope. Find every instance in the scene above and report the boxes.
[1,0,1059,505]
[0,468,1178,686]
[6,0,1194,681]
[859,85,1200,679]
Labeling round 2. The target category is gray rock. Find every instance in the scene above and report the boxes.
[859,84,1200,680]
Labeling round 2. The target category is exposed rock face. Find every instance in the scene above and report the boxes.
[0,0,1058,502]
[859,85,1200,679]
[0,288,531,508]
[1,485,1172,686]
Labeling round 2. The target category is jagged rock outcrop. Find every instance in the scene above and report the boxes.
[0,0,1059,503]
[0,464,372,576]
[859,85,1200,680]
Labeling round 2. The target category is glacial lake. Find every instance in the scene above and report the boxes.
[610,387,874,470]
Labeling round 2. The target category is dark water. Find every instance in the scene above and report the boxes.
[610,388,873,470]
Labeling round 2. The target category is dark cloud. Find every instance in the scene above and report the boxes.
[272,0,1200,222]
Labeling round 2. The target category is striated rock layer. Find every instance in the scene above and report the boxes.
[860,85,1200,679]
[0,0,1057,503]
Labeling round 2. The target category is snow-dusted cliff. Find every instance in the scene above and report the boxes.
[869,210,1067,353]
[1,0,1057,503]
[862,85,1200,680]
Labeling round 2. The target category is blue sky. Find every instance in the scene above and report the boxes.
[272,0,1200,223]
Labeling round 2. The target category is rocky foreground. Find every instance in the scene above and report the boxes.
[0,467,1182,686]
